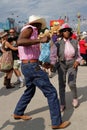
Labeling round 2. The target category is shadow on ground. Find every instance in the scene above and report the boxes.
[0,85,24,96]
[0,86,87,130]
[0,72,4,78]
[0,118,45,130]
[62,85,87,121]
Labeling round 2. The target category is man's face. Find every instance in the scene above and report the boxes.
[32,23,42,33]
[9,29,15,37]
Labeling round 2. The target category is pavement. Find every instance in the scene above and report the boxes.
[0,66,87,130]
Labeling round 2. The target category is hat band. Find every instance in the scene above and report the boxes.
[62,28,71,32]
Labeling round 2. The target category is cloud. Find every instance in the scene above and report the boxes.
[0,0,87,31]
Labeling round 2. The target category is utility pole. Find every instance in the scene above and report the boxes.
[77,12,81,35]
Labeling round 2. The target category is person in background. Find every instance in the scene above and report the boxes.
[56,23,82,112]
[50,31,58,73]
[71,32,77,40]
[0,30,5,56]
[8,28,18,40]
[13,15,70,129]
[0,36,3,75]
[39,29,53,78]
[8,29,25,88]
[79,35,87,65]
[0,37,3,56]
[1,32,17,89]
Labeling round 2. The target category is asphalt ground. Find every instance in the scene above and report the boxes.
[0,66,87,130]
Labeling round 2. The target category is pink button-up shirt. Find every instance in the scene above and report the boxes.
[64,39,75,60]
[18,25,40,60]
[64,38,82,63]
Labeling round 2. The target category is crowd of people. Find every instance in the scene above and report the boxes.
[0,14,87,129]
[0,28,25,89]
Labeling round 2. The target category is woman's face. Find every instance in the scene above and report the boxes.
[62,28,71,39]
[2,35,8,41]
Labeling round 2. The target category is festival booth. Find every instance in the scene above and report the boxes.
[50,19,64,35]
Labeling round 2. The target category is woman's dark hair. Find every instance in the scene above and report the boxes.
[8,37,14,42]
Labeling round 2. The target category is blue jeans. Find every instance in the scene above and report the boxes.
[14,62,62,126]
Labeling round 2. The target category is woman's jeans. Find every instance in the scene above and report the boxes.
[14,62,62,126]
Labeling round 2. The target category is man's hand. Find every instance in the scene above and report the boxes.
[73,61,79,68]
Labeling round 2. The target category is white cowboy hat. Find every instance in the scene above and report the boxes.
[82,31,87,35]
[28,15,46,29]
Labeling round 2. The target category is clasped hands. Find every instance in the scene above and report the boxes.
[39,36,50,43]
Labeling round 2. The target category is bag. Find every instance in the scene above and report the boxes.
[0,50,13,72]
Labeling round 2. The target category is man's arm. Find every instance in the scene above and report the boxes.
[17,27,41,46]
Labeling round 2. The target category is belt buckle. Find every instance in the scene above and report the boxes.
[28,60,30,63]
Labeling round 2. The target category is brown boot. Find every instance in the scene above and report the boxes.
[6,78,15,89]
[13,114,32,120]
[52,121,71,129]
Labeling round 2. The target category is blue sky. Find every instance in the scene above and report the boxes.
[0,0,87,31]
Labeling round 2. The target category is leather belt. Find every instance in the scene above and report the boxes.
[22,59,38,64]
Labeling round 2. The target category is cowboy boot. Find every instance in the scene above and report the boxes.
[6,78,15,89]
[4,76,7,86]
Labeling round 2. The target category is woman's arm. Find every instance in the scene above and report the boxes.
[5,41,18,51]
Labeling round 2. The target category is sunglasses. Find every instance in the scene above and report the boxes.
[63,28,71,32]
[9,32,15,33]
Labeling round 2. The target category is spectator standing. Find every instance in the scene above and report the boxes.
[8,29,25,88]
[1,32,17,89]
[79,35,87,65]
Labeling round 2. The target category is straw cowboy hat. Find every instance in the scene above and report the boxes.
[81,35,87,39]
[59,23,72,32]
[28,15,46,29]
[0,32,8,38]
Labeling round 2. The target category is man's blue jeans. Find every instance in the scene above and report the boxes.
[14,62,62,126]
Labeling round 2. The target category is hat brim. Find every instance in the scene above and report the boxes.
[1,32,8,38]
[81,35,87,39]
[29,18,46,29]
[59,27,72,33]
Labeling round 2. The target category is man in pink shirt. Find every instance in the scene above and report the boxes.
[13,15,70,129]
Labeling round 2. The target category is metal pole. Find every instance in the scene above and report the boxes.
[77,13,81,35]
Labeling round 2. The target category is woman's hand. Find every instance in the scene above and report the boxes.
[40,36,50,43]
[73,61,79,68]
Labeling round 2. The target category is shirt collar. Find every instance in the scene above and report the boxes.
[63,38,69,42]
